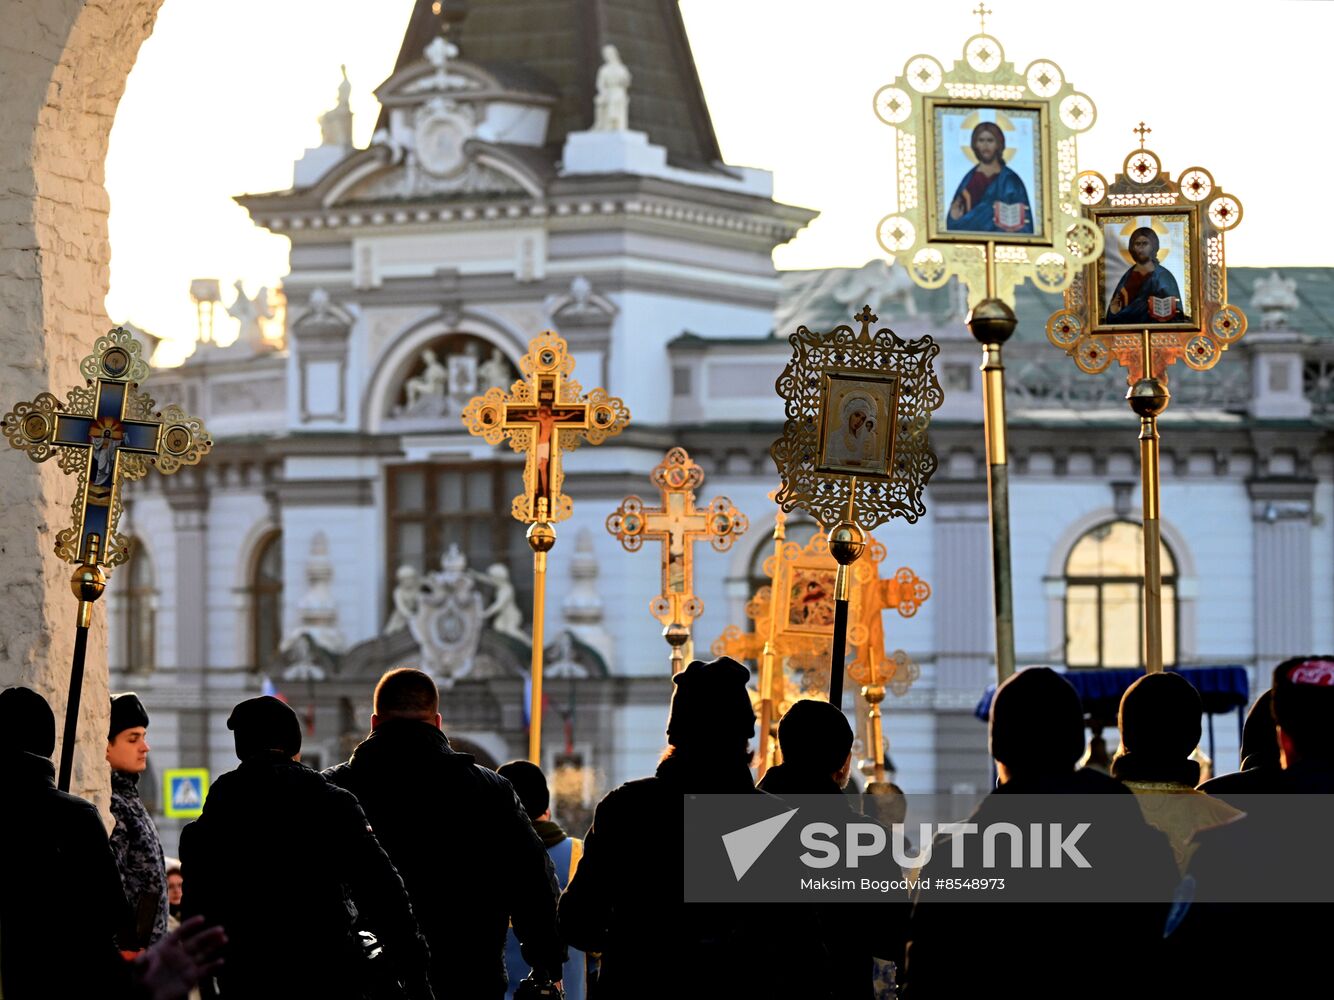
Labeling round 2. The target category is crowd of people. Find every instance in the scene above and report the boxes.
[0,652,1331,998]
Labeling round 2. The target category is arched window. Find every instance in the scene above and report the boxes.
[250,533,283,673]
[121,540,156,673]
[1065,521,1176,669]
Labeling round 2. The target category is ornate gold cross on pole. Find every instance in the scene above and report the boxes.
[463,332,629,762]
[606,447,747,674]
[3,329,212,790]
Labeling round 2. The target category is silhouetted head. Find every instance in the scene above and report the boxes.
[228,696,301,761]
[498,759,550,821]
[0,687,56,758]
[990,667,1085,778]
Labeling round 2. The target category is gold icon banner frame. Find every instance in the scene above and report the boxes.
[771,311,942,532]
[874,31,1102,307]
[1045,145,1246,380]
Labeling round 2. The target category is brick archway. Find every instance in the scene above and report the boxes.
[0,0,166,813]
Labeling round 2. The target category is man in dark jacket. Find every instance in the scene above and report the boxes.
[325,668,563,999]
[0,686,226,1000]
[559,656,798,999]
[903,668,1178,1000]
[107,691,169,949]
[181,696,433,1000]
[758,699,907,999]
[1170,657,1334,994]
[1196,689,1284,799]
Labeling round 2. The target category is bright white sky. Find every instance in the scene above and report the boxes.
[105,0,1330,363]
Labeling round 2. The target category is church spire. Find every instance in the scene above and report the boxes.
[382,0,722,168]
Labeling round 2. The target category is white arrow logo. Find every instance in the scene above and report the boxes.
[721,808,799,881]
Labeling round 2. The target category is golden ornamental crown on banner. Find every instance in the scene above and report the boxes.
[872,21,1102,307]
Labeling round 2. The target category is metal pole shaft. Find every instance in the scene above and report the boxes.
[58,623,90,793]
[867,695,885,784]
[969,252,1019,685]
[1129,329,1169,674]
[982,347,1016,683]
[1140,417,1164,672]
[757,513,787,778]
[830,586,849,709]
[529,547,547,763]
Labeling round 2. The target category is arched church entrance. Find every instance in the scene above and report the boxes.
[0,0,169,811]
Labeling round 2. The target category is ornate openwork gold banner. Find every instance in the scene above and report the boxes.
[1045,126,1247,380]
[771,308,942,532]
[873,19,1102,306]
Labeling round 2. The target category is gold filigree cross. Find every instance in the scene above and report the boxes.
[607,447,748,644]
[3,328,212,568]
[1134,121,1152,149]
[463,332,629,523]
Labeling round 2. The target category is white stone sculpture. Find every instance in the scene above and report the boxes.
[562,528,613,666]
[405,348,449,408]
[593,45,631,131]
[384,565,424,634]
[473,563,528,643]
[407,545,484,686]
[478,348,511,391]
[227,281,274,352]
[1252,271,1300,330]
[318,64,354,148]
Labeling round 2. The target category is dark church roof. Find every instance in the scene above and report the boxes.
[384,0,723,169]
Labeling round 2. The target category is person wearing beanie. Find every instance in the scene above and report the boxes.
[1111,672,1241,872]
[560,657,798,999]
[107,692,169,951]
[757,698,856,797]
[1196,689,1284,799]
[903,668,1177,1000]
[1,687,226,999]
[181,695,435,1000]
[324,669,564,999]
[497,760,590,1000]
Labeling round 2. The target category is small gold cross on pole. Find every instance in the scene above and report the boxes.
[973,3,992,32]
[607,447,747,674]
[462,331,630,762]
[3,327,212,790]
[1134,121,1152,149]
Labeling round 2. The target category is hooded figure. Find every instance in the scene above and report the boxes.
[559,657,801,999]
[107,691,169,950]
[1111,672,1242,872]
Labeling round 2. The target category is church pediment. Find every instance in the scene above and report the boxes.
[335,142,535,204]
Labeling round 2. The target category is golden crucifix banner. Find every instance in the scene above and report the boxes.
[3,328,212,569]
[606,446,747,633]
[872,10,1102,307]
[462,331,630,523]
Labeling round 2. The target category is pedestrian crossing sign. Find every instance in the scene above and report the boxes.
[163,768,209,818]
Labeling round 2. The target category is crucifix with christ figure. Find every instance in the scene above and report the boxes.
[4,328,212,790]
[462,331,630,762]
[606,447,748,674]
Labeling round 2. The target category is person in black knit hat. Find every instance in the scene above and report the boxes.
[181,696,435,1000]
[107,691,169,950]
[559,657,800,999]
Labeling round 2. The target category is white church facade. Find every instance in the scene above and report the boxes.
[108,1,1334,850]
